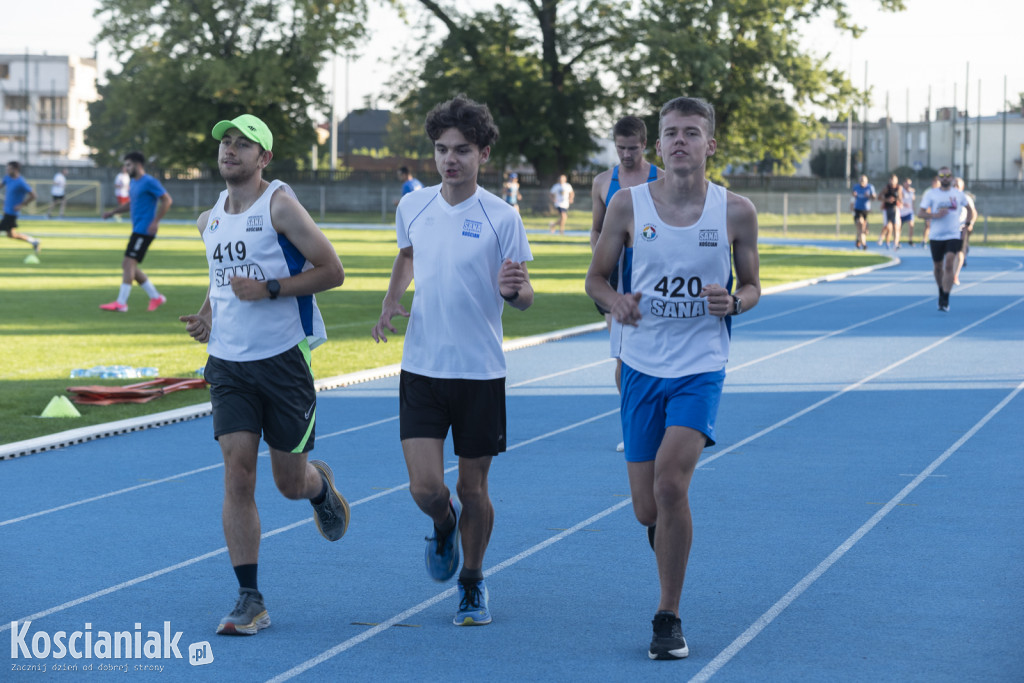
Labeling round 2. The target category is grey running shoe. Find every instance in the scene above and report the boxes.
[216,588,270,636]
[649,611,688,660]
[310,460,350,541]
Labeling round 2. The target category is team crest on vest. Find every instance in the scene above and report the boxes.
[246,216,263,232]
[699,229,719,247]
[208,218,220,233]
[461,219,483,239]
[640,224,657,241]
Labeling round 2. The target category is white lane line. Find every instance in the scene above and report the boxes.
[265,498,635,683]
[689,377,1024,683]
[729,263,1024,374]
[736,272,926,328]
[0,410,620,632]
[705,297,1024,468]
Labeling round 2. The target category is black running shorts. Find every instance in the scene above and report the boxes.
[399,370,506,458]
[205,341,317,454]
[125,233,156,262]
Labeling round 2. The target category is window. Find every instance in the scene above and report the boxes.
[906,132,912,151]
[919,131,927,150]
[39,96,67,121]
[4,95,28,111]
[0,63,9,79]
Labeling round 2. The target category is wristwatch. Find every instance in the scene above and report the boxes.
[502,289,519,303]
[266,279,281,300]
[732,294,742,315]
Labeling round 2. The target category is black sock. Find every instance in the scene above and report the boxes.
[435,503,456,537]
[233,564,258,592]
[459,567,483,583]
[310,478,327,505]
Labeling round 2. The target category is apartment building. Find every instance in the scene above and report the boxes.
[0,53,98,165]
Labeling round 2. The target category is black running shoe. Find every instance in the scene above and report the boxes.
[649,611,688,660]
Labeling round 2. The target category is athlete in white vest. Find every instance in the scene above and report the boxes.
[180,114,349,637]
[590,115,663,452]
[373,95,533,627]
[586,97,761,661]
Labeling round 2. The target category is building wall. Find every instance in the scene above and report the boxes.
[802,113,1024,184]
[0,53,98,165]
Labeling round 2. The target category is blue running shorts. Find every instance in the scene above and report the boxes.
[619,363,726,463]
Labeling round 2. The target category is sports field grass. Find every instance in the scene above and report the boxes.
[2,218,892,445]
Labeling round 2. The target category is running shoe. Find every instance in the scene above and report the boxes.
[309,460,350,541]
[99,301,128,312]
[616,441,625,453]
[454,579,491,626]
[216,588,270,635]
[649,611,688,660]
[31,239,41,254]
[425,498,461,581]
[147,295,167,312]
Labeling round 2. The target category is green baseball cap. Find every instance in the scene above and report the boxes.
[211,114,273,152]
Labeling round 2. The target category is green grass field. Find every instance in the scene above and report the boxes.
[2,216,896,445]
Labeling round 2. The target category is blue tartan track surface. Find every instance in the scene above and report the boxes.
[2,240,1022,681]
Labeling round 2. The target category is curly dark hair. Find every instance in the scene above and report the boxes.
[123,151,146,165]
[425,95,499,149]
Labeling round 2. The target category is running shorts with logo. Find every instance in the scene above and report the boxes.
[399,370,506,458]
[620,364,725,463]
[205,341,317,453]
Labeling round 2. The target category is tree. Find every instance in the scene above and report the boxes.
[388,0,902,183]
[86,0,368,169]
[386,2,625,183]
[618,0,903,178]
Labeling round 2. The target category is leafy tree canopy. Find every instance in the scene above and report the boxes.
[387,0,903,182]
[86,0,369,170]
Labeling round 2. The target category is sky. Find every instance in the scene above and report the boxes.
[2,0,1020,126]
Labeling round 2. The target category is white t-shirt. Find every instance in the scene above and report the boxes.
[114,172,130,199]
[900,187,915,218]
[396,184,533,380]
[919,187,970,240]
[550,182,574,209]
[51,172,66,197]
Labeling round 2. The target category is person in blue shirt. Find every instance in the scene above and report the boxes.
[399,166,423,195]
[1,161,41,253]
[100,152,173,312]
[851,174,876,250]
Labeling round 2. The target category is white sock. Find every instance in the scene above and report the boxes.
[117,284,132,305]
[141,280,161,299]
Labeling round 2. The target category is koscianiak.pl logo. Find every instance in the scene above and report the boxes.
[9,621,214,672]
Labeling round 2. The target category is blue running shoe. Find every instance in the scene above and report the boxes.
[454,579,491,626]
[425,498,461,581]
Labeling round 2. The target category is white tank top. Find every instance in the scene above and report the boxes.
[203,180,326,362]
[613,181,732,378]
